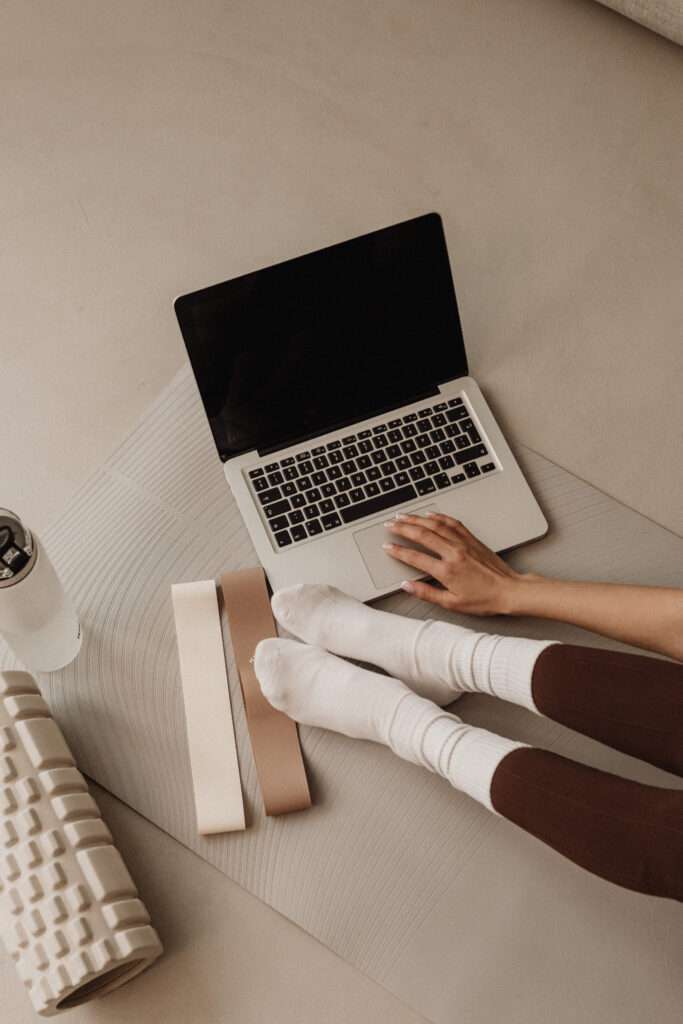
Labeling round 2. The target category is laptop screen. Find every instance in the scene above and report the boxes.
[175,213,467,461]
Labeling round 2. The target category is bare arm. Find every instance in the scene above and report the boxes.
[382,512,683,662]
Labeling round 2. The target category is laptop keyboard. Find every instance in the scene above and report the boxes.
[245,396,498,550]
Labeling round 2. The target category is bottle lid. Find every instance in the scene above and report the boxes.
[0,510,36,587]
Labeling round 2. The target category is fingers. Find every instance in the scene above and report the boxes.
[400,579,454,608]
[382,540,442,577]
[383,516,456,558]
[424,512,491,552]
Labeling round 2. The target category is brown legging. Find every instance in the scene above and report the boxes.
[489,644,683,901]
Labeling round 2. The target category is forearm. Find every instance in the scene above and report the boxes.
[506,575,683,662]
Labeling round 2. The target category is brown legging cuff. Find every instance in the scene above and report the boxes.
[490,747,683,901]
[531,643,683,777]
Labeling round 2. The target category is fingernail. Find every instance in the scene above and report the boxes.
[425,512,438,517]
[383,521,394,527]
[395,513,410,520]
[400,580,415,593]
[382,542,394,550]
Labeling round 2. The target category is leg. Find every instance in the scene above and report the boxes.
[255,638,683,902]
[531,644,683,776]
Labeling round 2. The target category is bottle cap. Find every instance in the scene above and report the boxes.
[0,510,36,587]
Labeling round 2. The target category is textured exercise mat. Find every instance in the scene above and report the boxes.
[3,368,682,1024]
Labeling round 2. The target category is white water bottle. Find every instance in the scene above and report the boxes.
[0,509,81,672]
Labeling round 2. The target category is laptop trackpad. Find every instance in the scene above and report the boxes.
[353,503,439,590]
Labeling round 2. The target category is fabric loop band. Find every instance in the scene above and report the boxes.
[219,567,311,816]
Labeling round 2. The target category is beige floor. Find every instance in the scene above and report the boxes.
[1,0,681,1021]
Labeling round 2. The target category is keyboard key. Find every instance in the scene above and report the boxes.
[340,483,417,524]
[445,423,461,438]
[447,397,463,406]
[328,465,342,480]
[468,427,482,444]
[249,468,264,479]
[365,482,380,497]
[416,435,431,449]
[432,414,446,428]
[295,451,311,461]
[388,419,402,428]
[341,460,356,475]
[291,525,307,542]
[358,429,372,438]
[341,435,357,445]
[461,419,474,431]
[403,413,417,422]
[435,473,451,489]
[372,423,387,434]
[381,461,397,476]
[464,462,481,478]
[430,427,445,442]
[434,402,447,411]
[351,472,367,486]
[440,439,455,454]
[304,505,320,520]
[306,520,323,536]
[312,446,326,455]
[291,493,307,508]
[386,444,401,459]
[274,530,292,547]
[403,423,418,437]
[396,455,411,470]
[418,407,432,418]
[379,477,396,492]
[451,473,466,484]
[409,466,425,481]
[343,444,359,458]
[447,406,468,422]
[322,513,342,530]
[334,494,350,508]
[367,466,382,481]
[401,439,416,453]
[337,477,351,492]
[350,488,364,503]
[270,515,289,532]
[322,483,336,497]
[312,471,327,486]
[455,435,470,450]
[296,476,313,490]
[267,471,284,486]
[15,720,73,771]
[454,444,488,465]
[411,451,426,465]
[313,455,329,469]
[264,462,279,473]
[327,440,342,450]
[481,462,496,473]
[330,450,344,464]
[357,454,372,469]
[298,460,314,475]
[394,471,410,486]
[319,499,335,513]
[374,434,388,449]
[425,445,440,460]
[282,481,297,496]
[417,420,431,433]
[371,449,386,464]
[416,479,436,496]
[439,454,455,470]
[253,477,269,493]
[258,487,281,505]
[284,467,299,481]
[289,510,304,525]
[388,429,402,443]
[307,487,322,502]
[424,461,439,476]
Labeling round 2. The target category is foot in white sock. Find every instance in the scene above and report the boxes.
[254,637,525,813]
[271,583,557,711]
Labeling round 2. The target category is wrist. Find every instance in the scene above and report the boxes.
[500,572,549,616]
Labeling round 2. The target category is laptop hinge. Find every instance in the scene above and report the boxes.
[254,385,441,458]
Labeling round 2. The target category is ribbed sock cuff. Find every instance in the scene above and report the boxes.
[434,722,526,814]
[477,636,560,713]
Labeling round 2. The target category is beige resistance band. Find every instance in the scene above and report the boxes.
[219,568,311,816]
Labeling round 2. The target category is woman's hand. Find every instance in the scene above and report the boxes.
[382,511,523,615]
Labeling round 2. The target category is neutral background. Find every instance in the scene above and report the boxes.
[1,0,681,1021]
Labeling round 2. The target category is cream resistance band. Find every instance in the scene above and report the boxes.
[171,581,245,833]
[220,568,311,816]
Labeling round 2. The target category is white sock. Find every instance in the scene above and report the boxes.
[271,584,558,712]
[254,638,525,813]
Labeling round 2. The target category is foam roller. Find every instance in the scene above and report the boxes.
[0,670,163,1015]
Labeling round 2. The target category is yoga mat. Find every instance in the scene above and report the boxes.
[2,367,682,1024]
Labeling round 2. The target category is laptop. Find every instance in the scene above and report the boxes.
[174,213,548,601]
